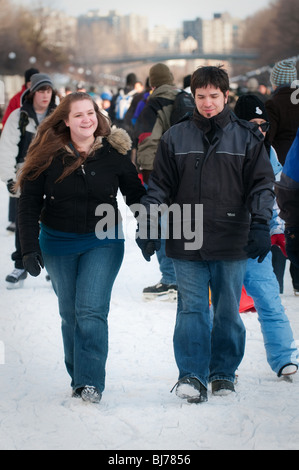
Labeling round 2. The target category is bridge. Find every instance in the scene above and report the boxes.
[88,50,259,66]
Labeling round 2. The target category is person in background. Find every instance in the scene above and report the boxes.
[1,67,39,232]
[234,94,298,378]
[0,73,57,287]
[130,77,151,168]
[276,128,299,274]
[246,77,267,103]
[108,72,138,127]
[266,59,299,294]
[100,91,113,113]
[136,65,275,402]
[1,68,39,128]
[183,74,191,93]
[134,63,179,301]
[16,92,146,404]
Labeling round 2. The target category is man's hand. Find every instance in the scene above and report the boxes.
[136,238,161,262]
[244,223,271,263]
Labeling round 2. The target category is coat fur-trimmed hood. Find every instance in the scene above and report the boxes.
[65,126,132,157]
[106,126,132,155]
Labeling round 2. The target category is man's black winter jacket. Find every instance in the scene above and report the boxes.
[142,105,275,261]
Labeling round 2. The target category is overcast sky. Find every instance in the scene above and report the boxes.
[14,0,272,28]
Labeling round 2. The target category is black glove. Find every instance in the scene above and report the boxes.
[7,179,16,195]
[136,238,161,262]
[285,227,299,268]
[244,223,271,263]
[22,252,44,277]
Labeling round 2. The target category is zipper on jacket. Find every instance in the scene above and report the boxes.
[81,164,86,175]
[194,156,202,202]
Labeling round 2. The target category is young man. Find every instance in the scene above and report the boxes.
[136,66,275,402]
[1,68,39,232]
[0,73,57,287]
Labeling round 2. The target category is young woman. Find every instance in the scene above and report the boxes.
[17,92,146,403]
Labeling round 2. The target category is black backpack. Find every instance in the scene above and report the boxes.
[170,90,195,126]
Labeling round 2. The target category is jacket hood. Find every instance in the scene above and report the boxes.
[106,126,132,154]
[150,84,178,101]
[65,126,132,156]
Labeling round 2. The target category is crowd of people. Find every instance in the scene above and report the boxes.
[0,58,298,404]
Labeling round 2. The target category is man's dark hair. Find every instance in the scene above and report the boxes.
[191,65,229,96]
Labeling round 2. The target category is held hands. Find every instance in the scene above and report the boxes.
[22,252,44,277]
[136,216,161,261]
[285,227,299,268]
[136,238,161,262]
[244,223,271,263]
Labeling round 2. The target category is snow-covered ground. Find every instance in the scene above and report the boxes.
[0,181,298,451]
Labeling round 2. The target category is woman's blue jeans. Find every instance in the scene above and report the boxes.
[43,242,124,392]
[172,258,247,388]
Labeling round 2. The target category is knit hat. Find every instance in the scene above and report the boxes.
[30,73,54,93]
[270,60,297,87]
[234,94,268,122]
[101,92,112,101]
[24,68,39,84]
[149,63,174,88]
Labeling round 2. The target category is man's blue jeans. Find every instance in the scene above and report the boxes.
[43,242,124,392]
[172,258,247,388]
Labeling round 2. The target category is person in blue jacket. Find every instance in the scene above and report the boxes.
[276,127,299,270]
[234,94,299,378]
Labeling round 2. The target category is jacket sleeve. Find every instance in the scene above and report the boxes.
[18,175,45,255]
[118,155,146,206]
[275,128,299,227]
[243,138,275,225]
[0,109,21,183]
[275,174,299,227]
[136,135,178,238]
